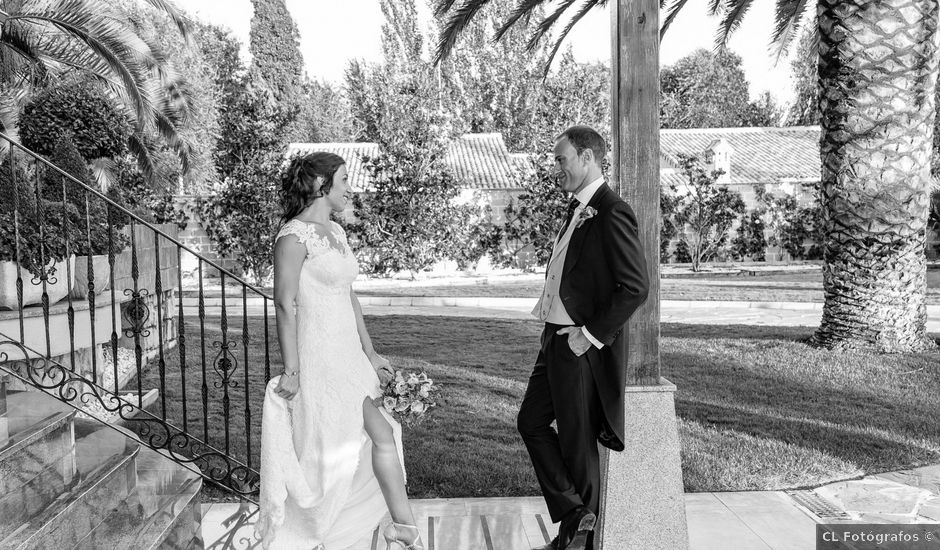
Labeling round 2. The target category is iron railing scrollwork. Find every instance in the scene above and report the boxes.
[0,132,276,501]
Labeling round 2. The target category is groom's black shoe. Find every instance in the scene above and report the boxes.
[559,506,596,550]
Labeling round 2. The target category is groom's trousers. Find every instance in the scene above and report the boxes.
[517,322,603,523]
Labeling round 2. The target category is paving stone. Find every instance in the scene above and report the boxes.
[874,465,940,496]
[816,479,933,516]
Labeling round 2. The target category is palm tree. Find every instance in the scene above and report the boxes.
[0,0,193,180]
[434,0,940,353]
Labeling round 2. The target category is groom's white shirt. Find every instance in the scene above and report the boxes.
[532,176,605,349]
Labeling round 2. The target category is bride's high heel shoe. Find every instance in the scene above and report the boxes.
[383,523,424,550]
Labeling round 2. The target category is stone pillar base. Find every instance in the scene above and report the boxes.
[597,378,688,549]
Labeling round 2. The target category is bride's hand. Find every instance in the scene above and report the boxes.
[369,352,393,384]
[275,371,300,400]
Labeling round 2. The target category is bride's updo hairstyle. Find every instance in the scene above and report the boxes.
[280,152,346,222]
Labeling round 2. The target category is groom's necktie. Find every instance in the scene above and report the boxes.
[558,199,580,241]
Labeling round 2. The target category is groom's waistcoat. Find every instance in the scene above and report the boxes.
[544,182,650,452]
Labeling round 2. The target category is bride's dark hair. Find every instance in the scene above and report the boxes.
[280,152,346,222]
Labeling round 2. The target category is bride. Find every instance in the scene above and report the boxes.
[256,152,423,550]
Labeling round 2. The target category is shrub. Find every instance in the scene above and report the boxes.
[660,183,682,263]
[19,79,133,160]
[672,154,746,271]
[929,190,939,255]
[41,136,128,256]
[491,154,567,269]
[195,153,282,285]
[109,157,187,230]
[0,162,76,278]
[348,152,489,276]
[730,210,767,261]
[759,184,824,261]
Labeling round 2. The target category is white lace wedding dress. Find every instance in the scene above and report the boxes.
[257,219,405,550]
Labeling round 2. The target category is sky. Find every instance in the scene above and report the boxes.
[182,0,802,106]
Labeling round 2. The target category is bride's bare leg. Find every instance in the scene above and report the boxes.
[362,398,416,526]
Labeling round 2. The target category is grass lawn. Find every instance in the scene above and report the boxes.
[353,269,940,304]
[133,316,940,501]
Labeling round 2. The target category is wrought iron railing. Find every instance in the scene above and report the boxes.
[0,132,275,499]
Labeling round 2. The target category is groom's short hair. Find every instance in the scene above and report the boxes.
[557,126,607,167]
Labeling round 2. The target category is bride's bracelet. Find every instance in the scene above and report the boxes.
[284,369,298,377]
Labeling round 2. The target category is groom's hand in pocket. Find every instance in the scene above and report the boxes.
[557,326,592,357]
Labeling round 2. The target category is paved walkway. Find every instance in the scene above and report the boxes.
[201,464,940,549]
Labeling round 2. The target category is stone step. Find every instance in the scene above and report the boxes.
[0,392,77,537]
[0,417,140,549]
[0,387,204,549]
[71,447,203,550]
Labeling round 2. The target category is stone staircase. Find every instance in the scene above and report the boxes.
[0,376,203,549]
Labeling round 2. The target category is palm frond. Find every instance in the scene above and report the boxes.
[714,0,755,48]
[493,0,549,43]
[11,5,151,125]
[0,22,45,86]
[660,0,693,39]
[770,0,811,62]
[434,0,496,64]
[138,0,192,43]
[433,0,464,18]
[707,0,723,17]
[526,0,578,52]
[541,0,604,79]
[89,156,117,191]
[31,30,190,179]
[127,132,156,183]
[0,86,28,144]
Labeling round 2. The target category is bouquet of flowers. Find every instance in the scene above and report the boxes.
[374,369,440,428]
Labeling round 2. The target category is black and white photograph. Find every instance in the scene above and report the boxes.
[0,0,938,548]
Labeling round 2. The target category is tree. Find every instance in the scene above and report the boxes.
[114,3,227,191]
[756,185,825,261]
[744,91,783,127]
[344,65,485,274]
[491,155,569,267]
[293,78,358,143]
[671,154,746,271]
[195,155,281,285]
[19,78,133,161]
[730,211,767,261]
[214,63,293,182]
[344,6,491,276]
[530,50,611,152]
[249,0,303,105]
[0,0,193,181]
[930,190,940,256]
[660,49,779,129]
[786,26,820,126]
[378,0,425,70]
[435,0,940,353]
[432,1,552,152]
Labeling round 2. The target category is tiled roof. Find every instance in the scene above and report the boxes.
[288,133,523,191]
[659,126,821,185]
[444,133,524,190]
[291,127,823,191]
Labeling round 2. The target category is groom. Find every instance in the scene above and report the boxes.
[518,126,650,550]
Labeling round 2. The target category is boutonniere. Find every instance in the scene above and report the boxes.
[575,206,598,229]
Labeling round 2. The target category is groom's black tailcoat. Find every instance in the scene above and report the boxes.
[518,182,649,525]
[560,183,650,451]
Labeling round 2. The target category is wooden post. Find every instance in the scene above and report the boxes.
[596,1,688,548]
[610,0,661,386]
